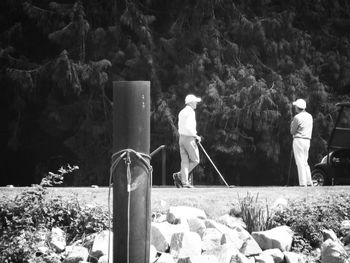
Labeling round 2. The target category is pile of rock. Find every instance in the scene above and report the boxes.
[34,227,112,263]
[150,206,299,263]
[33,205,350,263]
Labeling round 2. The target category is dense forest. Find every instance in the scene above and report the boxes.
[1,0,349,186]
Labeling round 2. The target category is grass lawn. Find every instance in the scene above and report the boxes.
[1,185,349,219]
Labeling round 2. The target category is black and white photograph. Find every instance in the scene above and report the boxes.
[1,1,350,262]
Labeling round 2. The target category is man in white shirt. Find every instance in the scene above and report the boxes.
[173,94,202,188]
[290,98,313,186]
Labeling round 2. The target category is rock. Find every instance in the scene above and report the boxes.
[98,255,112,263]
[177,255,219,263]
[91,230,113,259]
[79,233,97,249]
[167,206,207,224]
[23,205,324,263]
[255,253,275,263]
[187,217,206,238]
[220,229,242,249]
[203,243,240,263]
[63,245,89,263]
[153,213,167,223]
[170,232,202,259]
[344,244,350,257]
[323,229,339,242]
[235,226,262,256]
[246,257,256,263]
[206,219,262,256]
[206,219,243,250]
[321,239,350,263]
[217,214,246,229]
[283,251,306,263]
[252,226,293,251]
[171,220,190,232]
[231,252,254,263]
[150,245,158,263]
[201,228,223,251]
[151,222,173,252]
[49,227,66,252]
[205,219,226,230]
[260,248,284,263]
[239,236,263,257]
[157,252,176,263]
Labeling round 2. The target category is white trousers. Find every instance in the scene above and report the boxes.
[179,135,200,184]
[293,138,312,186]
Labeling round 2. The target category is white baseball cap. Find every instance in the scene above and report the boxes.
[185,94,201,104]
[293,98,307,110]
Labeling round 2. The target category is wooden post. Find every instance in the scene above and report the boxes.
[161,148,166,185]
[112,81,151,263]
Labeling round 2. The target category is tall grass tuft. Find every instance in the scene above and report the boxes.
[236,192,273,233]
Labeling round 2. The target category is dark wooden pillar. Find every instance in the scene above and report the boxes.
[112,81,151,263]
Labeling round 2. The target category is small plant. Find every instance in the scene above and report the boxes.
[235,192,273,233]
[0,164,110,263]
[40,164,79,187]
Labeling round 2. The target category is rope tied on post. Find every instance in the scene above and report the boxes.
[111,149,152,184]
[108,149,153,263]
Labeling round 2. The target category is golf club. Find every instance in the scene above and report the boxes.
[286,148,293,186]
[197,141,231,188]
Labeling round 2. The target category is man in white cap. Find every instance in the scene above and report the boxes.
[290,98,313,186]
[173,94,202,188]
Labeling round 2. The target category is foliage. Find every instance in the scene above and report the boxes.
[270,192,350,253]
[1,186,350,261]
[40,164,79,186]
[231,190,350,255]
[1,0,350,186]
[234,192,273,233]
[0,168,109,262]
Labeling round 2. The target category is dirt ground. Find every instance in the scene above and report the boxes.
[1,185,349,219]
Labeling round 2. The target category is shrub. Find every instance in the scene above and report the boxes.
[234,192,273,233]
[0,165,110,263]
[232,191,350,255]
[270,192,350,253]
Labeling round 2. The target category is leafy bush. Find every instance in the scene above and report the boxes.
[270,192,350,253]
[0,166,110,262]
[233,191,350,255]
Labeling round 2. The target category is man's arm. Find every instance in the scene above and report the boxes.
[186,110,198,137]
[290,117,299,135]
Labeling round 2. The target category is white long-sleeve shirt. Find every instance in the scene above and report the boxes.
[178,105,197,136]
[290,111,313,139]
